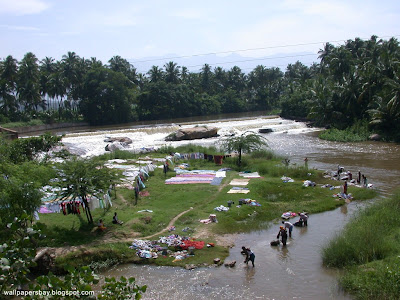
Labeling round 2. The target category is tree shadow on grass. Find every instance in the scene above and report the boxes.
[39,215,100,247]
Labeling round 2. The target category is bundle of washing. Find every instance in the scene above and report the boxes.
[303,180,316,187]
[281,211,297,219]
[214,205,229,212]
[281,176,294,183]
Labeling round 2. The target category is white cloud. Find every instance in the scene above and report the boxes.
[170,8,205,20]
[0,24,40,31]
[0,0,50,15]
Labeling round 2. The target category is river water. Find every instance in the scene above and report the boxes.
[59,114,400,299]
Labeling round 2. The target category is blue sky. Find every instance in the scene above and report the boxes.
[1,0,399,67]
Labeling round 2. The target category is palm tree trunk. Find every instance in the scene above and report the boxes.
[238,147,242,167]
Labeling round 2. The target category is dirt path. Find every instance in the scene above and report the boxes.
[50,207,195,257]
[141,207,194,239]
[50,172,237,257]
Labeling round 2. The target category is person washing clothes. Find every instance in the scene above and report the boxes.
[298,212,308,226]
[243,247,255,267]
[282,220,294,237]
[277,226,288,246]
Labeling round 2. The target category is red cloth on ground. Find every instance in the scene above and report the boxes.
[181,240,205,250]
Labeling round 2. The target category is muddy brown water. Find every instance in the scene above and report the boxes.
[42,114,400,299]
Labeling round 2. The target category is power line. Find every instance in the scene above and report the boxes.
[185,53,317,69]
[132,34,400,64]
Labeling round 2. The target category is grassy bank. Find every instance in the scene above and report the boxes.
[38,146,377,270]
[319,121,371,142]
[321,190,400,299]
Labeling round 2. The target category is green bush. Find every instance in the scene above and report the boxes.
[319,120,371,142]
[322,198,399,268]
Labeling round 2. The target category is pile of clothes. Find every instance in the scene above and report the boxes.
[281,211,297,219]
[281,176,294,183]
[130,235,204,260]
[129,239,163,259]
[239,198,261,206]
[303,180,316,187]
[214,205,229,212]
[158,235,188,248]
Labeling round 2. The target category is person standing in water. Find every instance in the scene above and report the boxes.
[244,247,255,267]
[277,226,288,246]
[282,220,294,237]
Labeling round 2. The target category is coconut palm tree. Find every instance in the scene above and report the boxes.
[200,63,213,93]
[220,131,267,167]
[147,65,164,83]
[39,57,55,110]
[164,61,180,84]
[0,55,19,116]
[17,52,42,112]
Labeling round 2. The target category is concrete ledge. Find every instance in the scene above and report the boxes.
[0,127,18,139]
[12,122,89,134]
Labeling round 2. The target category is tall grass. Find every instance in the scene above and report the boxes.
[157,144,221,155]
[2,119,45,128]
[322,190,400,299]
[319,120,371,142]
[322,193,400,268]
[339,256,400,300]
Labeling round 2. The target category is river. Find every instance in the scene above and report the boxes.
[59,114,400,299]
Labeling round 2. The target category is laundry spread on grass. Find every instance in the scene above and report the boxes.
[239,172,261,178]
[229,179,250,186]
[210,177,224,185]
[227,187,250,194]
[165,173,216,184]
[239,198,261,206]
[166,169,227,185]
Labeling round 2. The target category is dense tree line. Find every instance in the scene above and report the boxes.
[1,35,400,140]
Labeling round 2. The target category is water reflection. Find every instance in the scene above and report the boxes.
[244,267,256,283]
[276,245,289,261]
[340,204,348,215]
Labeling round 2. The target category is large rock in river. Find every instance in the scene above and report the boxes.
[369,133,381,141]
[104,137,132,144]
[166,126,218,141]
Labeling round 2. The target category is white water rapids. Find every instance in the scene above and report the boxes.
[61,116,319,158]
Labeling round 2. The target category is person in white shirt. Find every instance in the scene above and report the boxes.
[282,220,294,237]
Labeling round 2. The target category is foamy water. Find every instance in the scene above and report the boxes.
[61,117,318,157]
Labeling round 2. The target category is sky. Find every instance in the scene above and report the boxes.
[1,0,399,71]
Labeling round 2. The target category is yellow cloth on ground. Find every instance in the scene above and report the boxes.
[229,179,250,186]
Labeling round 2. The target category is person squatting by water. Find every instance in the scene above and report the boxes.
[282,220,294,237]
[298,212,308,226]
[242,247,255,267]
[277,226,288,246]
